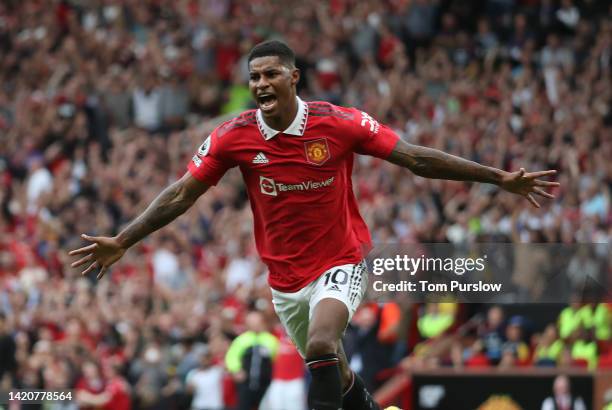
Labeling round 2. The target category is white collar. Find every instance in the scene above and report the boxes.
[256,97,308,140]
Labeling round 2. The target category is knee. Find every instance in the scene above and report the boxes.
[306,332,337,358]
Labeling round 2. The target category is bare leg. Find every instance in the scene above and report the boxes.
[305,298,349,410]
[306,298,349,357]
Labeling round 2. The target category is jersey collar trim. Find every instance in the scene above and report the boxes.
[256,97,308,140]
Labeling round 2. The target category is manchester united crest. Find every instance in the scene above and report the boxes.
[304,138,330,165]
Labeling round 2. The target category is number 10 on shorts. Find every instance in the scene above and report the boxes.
[324,269,348,286]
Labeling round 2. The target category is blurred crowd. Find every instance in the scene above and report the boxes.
[0,0,610,409]
[399,301,612,372]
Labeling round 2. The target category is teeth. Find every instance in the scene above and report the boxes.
[261,99,275,110]
[259,94,276,109]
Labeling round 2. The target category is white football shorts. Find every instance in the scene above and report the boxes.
[271,260,368,357]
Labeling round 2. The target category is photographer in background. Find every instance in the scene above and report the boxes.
[541,374,586,410]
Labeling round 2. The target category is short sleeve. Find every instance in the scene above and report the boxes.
[351,109,400,159]
[187,128,233,186]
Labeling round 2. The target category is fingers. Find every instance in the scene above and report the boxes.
[518,168,525,177]
[534,179,561,187]
[533,187,555,199]
[81,261,98,276]
[81,233,105,242]
[69,233,102,255]
[524,170,557,178]
[77,260,110,280]
[71,253,93,268]
[526,193,540,208]
[97,266,108,281]
[68,243,98,256]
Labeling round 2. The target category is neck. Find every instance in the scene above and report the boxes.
[264,95,298,131]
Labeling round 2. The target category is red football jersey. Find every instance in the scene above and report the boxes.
[187,98,399,292]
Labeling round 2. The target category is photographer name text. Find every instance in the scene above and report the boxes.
[372,280,502,293]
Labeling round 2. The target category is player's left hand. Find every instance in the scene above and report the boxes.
[499,168,560,208]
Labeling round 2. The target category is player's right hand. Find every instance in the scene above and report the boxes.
[69,234,126,280]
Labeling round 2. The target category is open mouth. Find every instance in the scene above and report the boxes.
[257,94,277,112]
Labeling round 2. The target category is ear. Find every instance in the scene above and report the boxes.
[290,68,300,86]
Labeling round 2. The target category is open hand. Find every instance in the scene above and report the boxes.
[69,234,126,279]
[499,168,560,208]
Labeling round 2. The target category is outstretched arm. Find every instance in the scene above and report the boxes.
[69,172,209,279]
[387,139,559,208]
[115,172,208,248]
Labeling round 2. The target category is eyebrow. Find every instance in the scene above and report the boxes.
[249,67,284,74]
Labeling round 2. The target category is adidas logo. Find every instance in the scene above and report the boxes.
[329,284,341,292]
[252,152,269,164]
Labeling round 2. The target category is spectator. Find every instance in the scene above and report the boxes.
[534,324,564,367]
[570,327,598,370]
[459,339,492,368]
[186,349,225,410]
[541,374,586,410]
[152,237,184,291]
[565,246,601,292]
[76,363,131,410]
[593,303,611,341]
[345,303,395,392]
[500,316,530,365]
[177,337,208,382]
[159,70,190,132]
[556,0,581,35]
[75,361,106,410]
[540,34,574,72]
[26,155,53,214]
[260,330,307,410]
[404,0,438,47]
[558,301,593,340]
[417,303,455,340]
[132,72,162,132]
[479,305,506,365]
[102,70,133,130]
[102,363,132,410]
[225,311,279,410]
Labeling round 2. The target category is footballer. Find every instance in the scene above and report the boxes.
[70,40,559,410]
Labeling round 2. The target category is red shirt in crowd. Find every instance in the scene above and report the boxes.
[272,334,305,381]
[102,377,131,410]
[187,98,399,292]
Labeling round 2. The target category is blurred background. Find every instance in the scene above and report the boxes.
[0,0,610,409]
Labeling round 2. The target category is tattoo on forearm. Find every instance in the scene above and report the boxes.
[388,141,503,184]
[117,182,194,248]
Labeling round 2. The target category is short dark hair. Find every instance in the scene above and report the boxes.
[247,40,295,67]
